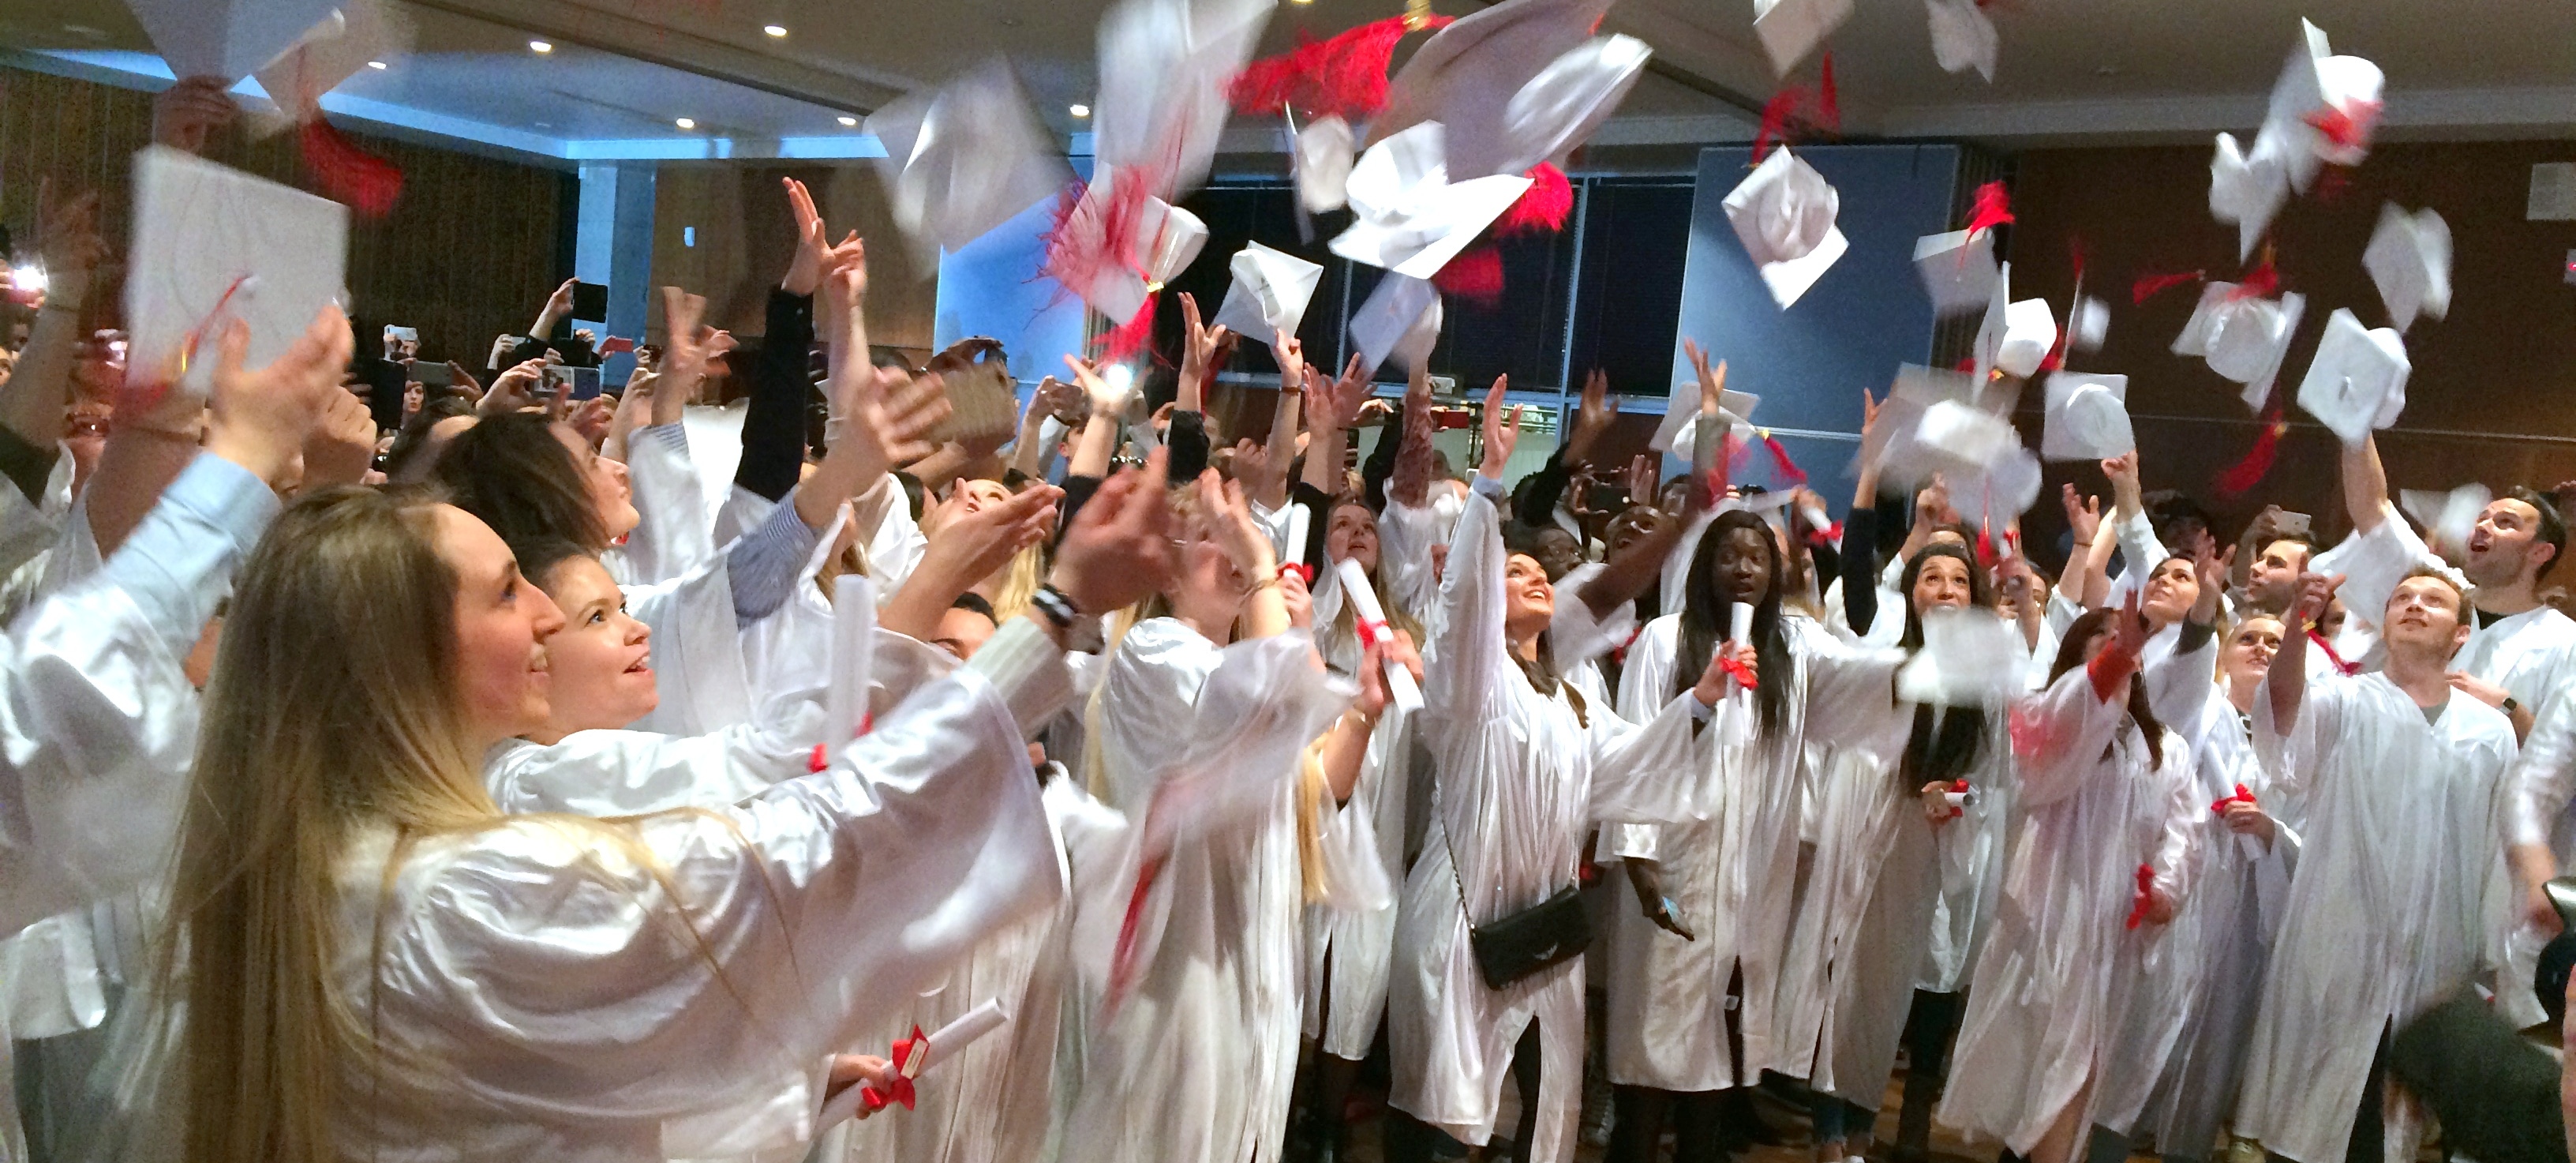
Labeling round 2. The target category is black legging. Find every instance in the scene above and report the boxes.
[1895,989,1965,1160]
[1383,1020,1544,1163]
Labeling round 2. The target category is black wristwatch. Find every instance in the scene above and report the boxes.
[1029,584,1081,632]
[2504,696,2522,715]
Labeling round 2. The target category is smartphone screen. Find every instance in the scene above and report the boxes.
[568,367,604,400]
[406,362,453,388]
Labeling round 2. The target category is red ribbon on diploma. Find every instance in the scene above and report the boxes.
[1354,618,1392,648]
[1945,778,1971,820]
[2210,782,2257,816]
[806,714,877,773]
[1718,655,1757,688]
[2125,862,2156,930]
[857,1025,928,1112]
[2308,631,2360,677]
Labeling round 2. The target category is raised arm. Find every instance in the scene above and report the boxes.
[881,486,1058,642]
[2015,592,2150,808]
[530,279,578,347]
[2269,572,2340,737]
[1518,370,1613,527]
[1386,368,1435,508]
[2510,686,2576,936]
[2101,450,2166,581]
[0,188,107,482]
[1304,355,1367,497]
[2343,432,2391,535]
[1426,381,1518,726]
[1247,331,1307,512]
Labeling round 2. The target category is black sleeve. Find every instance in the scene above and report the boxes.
[1361,409,1402,512]
[1290,480,1335,574]
[735,287,815,502]
[1840,505,1881,636]
[0,425,57,507]
[1167,410,1210,482]
[1054,474,1104,548]
[2177,618,2217,655]
[1515,445,1575,527]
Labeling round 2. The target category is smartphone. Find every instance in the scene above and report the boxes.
[597,335,635,356]
[2274,510,2313,537]
[571,281,609,321]
[541,366,575,399]
[384,325,418,344]
[406,362,453,388]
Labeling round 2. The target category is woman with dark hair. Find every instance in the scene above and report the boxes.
[1600,506,1905,1163]
[1773,540,2014,1163]
[1937,596,2197,1163]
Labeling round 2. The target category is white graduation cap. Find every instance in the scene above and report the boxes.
[1970,263,2057,386]
[1212,242,1324,339]
[2070,294,2110,351]
[1294,115,1356,214]
[2295,306,2410,448]
[1753,0,1854,77]
[1058,178,1209,321]
[1897,606,2027,707]
[1649,377,1762,455]
[2254,19,2384,193]
[1330,121,1533,280]
[2401,482,2492,560]
[126,0,340,84]
[1090,0,1276,197]
[867,58,1076,266]
[1724,148,1848,309]
[1914,228,2000,317]
[1373,0,1616,180]
[1349,274,1443,375]
[1923,0,1998,83]
[2363,202,2453,332]
[250,0,406,125]
[2172,283,2305,411]
[2210,132,2290,261]
[2040,371,2133,462]
[1857,363,1975,477]
[1896,400,2041,525]
[1501,35,1653,176]
[126,146,348,396]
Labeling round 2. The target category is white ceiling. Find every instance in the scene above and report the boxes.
[2,0,2573,165]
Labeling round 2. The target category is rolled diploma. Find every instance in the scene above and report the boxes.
[822,999,1013,1127]
[826,574,878,753]
[1727,602,1753,693]
[1283,502,1312,570]
[1943,789,1979,809]
[1335,557,1421,714]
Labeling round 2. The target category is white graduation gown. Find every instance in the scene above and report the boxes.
[2232,673,2515,1163]
[1055,620,1350,1163]
[1301,565,1417,1060]
[1601,613,1906,1094]
[1387,486,1712,1163]
[1936,662,2196,1154]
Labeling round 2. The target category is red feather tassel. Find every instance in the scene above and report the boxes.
[1752,85,1805,161]
[1963,180,2013,235]
[1761,433,1807,487]
[1498,163,1573,235]
[2213,413,2287,497]
[2229,258,2280,301]
[2132,268,2206,305]
[299,118,403,217]
[1226,15,1450,120]
[1432,247,1505,306]
[1099,293,1159,362]
[2301,99,2381,151]
[1817,52,1840,131]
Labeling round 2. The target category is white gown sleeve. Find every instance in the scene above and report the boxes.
[1792,625,1907,743]
[485,687,829,816]
[2144,627,2222,726]
[620,424,718,587]
[2311,501,2439,634]
[1548,561,1638,671]
[2010,657,2137,809]
[1377,497,1443,623]
[2508,682,2576,850]
[1424,482,1511,749]
[0,454,276,938]
[375,650,1069,1157]
[851,473,927,599]
[2147,733,2200,908]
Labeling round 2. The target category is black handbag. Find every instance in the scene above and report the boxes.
[1445,827,1592,989]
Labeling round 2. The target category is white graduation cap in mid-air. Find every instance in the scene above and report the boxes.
[125,0,340,84]
[1331,122,1533,280]
[1897,606,2027,707]
[867,58,1076,266]
[1924,0,1998,82]
[2296,306,2410,448]
[2254,18,2384,193]
[1501,34,1653,177]
[1373,0,1616,180]
[1724,148,1848,309]
[1649,377,1762,455]
[1057,176,1209,322]
[2069,294,2110,351]
[1294,115,1357,214]
[1348,274,1443,375]
[2209,132,2290,261]
[126,146,348,396]
[1212,242,1325,340]
[1858,363,1976,478]
[1897,400,2041,526]
[2172,283,2305,411]
[1090,0,1276,197]
[2401,482,2492,561]
[2363,202,2453,333]
[250,0,407,126]
[1914,228,2000,317]
[1752,0,1853,77]
[2041,372,2134,462]
[1969,263,2057,388]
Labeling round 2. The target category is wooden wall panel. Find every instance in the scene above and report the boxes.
[0,65,565,367]
[2004,141,2576,565]
[650,163,937,354]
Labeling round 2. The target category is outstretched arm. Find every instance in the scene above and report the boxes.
[2343,433,2391,535]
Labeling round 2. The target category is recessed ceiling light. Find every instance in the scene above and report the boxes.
[529,39,553,54]
[675,117,697,129]
[1069,103,1091,118]
[838,115,859,126]
[763,24,788,37]
[366,60,388,69]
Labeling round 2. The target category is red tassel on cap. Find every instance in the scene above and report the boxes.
[2229,258,2280,301]
[1752,86,1803,162]
[1226,15,1449,120]
[300,118,403,217]
[1432,247,1505,306]
[1963,180,2013,235]
[1498,163,1573,235]
[2302,99,2381,151]
[1816,51,1840,131]
[1761,432,1807,487]
[2214,411,2288,497]
[2132,268,2206,305]
[1099,293,1159,362]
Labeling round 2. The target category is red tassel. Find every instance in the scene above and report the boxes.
[1226,15,1449,120]
[2229,258,2280,301]
[1962,180,2013,235]
[2301,99,2381,151]
[1431,247,1505,306]
[2213,412,2287,497]
[1498,163,1573,235]
[2131,269,2206,305]
[1761,433,1807,487]
[1752,85,1805,162]
[2126,862,2156,929]
[299,118,403,217]
[1816,52,1840,132]
[1099,293,1159,362]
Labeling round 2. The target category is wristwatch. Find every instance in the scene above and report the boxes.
[2503,696,2522,715]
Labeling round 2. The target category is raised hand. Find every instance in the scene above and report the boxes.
[851,368,952,477]
[1195,469,1279,580]
[2292,570,2346,625]
[2062,482,2103,548]
[1061,354,1130,416]
[1565,370,1617,463]
[1274,328,1307,392]
[567,395,616,448]
[152,76,238,154]
[206,304,352,486]
[477,359,548,415]
[2101,449,2144,516]
[33,183,107,298]
[1693,642,1758,707]
[298,386,380,491]
[2114,588,2151,659]
[1177,293,1230,405]
[1626,453,1659,512]
[1478,376,1519,480]
[781,176,863,296]
[1050,448,1178,615]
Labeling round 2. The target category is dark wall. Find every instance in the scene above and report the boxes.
[2004,141,2576,569]
[0,64,564,366]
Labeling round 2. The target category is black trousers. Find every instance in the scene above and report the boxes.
[1383,1020,1544,1163]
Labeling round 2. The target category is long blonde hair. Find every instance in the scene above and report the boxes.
[163,487,496,1163]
